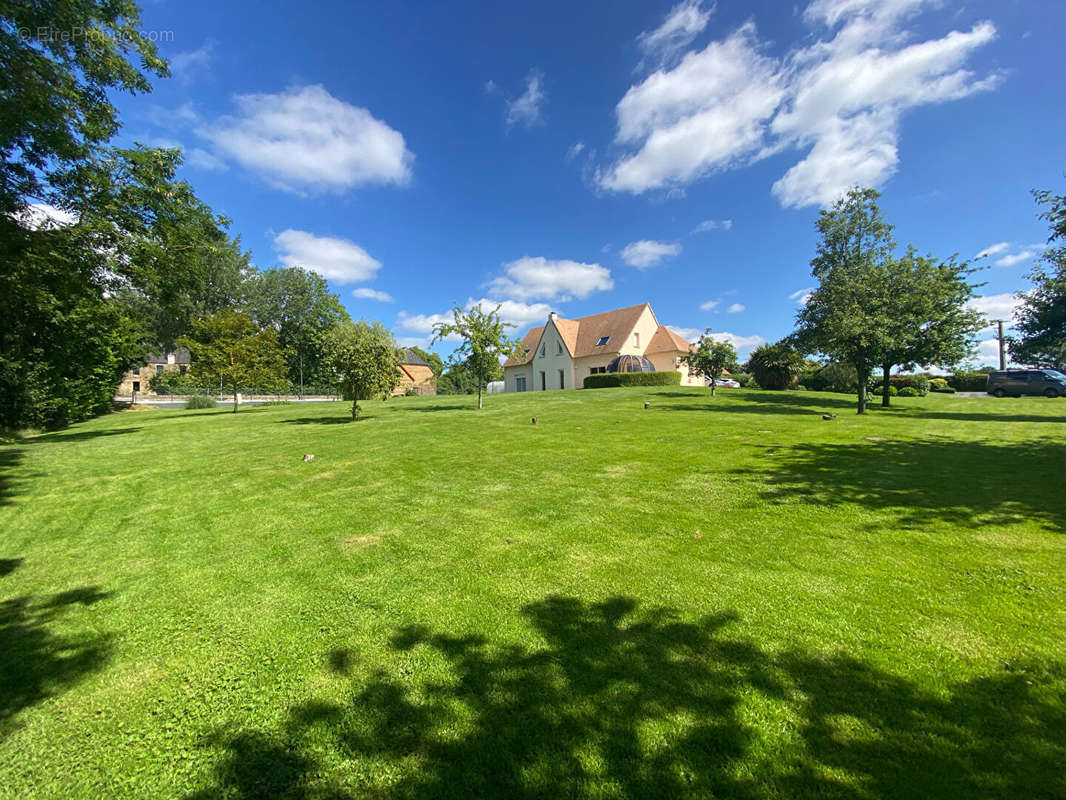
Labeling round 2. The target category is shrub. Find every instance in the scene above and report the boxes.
[898,386,920,397]
[931,385,957,393]
[929,377,949,390]
[583,371,682,389]
[871,385,898,396]
[804,362,859,393]
[184,395,217,409]
[948,370,993,392]
[795,384,807,391]
[747,342,804,390]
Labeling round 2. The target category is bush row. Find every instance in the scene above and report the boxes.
[583,371,682,389]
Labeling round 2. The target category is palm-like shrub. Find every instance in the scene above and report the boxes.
[747,342,804,390]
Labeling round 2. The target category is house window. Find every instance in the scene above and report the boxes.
[540,343,546,357]
[180,365,187,375]
[132,381,140,392]
[590,366,607,374]
[558,369,565,389]
[557,342,562,355]
[539,371,546,391]
[633,332,640,348]
[132,367,140,376]
[596,336,609,346]
[156,364,164,373]
[515,376,526,392]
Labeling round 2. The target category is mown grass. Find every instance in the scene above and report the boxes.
[0,387,1063,799]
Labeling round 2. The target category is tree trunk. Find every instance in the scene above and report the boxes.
[232,382,239,413]
[881,363,892,406]
[856,365,868,414]
[299,347,304,400]
[351,400,359,421]
[710,378,716,397]
[477,380,483,410]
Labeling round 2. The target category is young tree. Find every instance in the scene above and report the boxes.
[681,330,738,396]
[246,266,350,396]
[873,248,984,405]
[1011,185,1066,370]
[323,320,401,420]
[180,311,288,413]
[747,342,804,390]
[432,304,519,410]
[794,188,896,414]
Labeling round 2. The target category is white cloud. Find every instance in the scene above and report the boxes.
[699,299,720,311]
[203,85,413,194]
[620,239,682,268]
[566,141,586,160]
[600,1,1001,206]
[693,218,732,233]
[397,298,552,342]
[168,39,215,83]
[968,293,1021,331]
[727,303,745,313]
[485,256,614,302]
[484,79,498,94]
[396,310,453,335]
[708,331,765,352]
[185,147,228,171]
[975,241,1009,259]
[273,229,381,284]
[994,246,1044,267]
[789,287,815,305]
[15,203,78,230]
[667,326,703,342]
[506,71,547,128]
[351,287,394,303]
[636,0,713,70]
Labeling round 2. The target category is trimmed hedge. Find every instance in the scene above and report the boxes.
[931,385,957,393]
[583,371,682,389]
[898,386,920,397]
[872,385,898,396]
[948,370,993,392]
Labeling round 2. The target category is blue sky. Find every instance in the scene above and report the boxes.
[113,0,1065,364]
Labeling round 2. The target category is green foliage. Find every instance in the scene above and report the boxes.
[948,371,994,392]
[803,363,860,393]
[886,374,931,396]
[432,303,519,409]
[179,311,289,413]
[435,363,479,395]
[148,371,213,395]
[748,342,804,390]
[184,395,217,409]
[932,385,958,393]
[930,378,949,390]
[871,385,898,396]
[246,266,350,393]
[680,330,738,396]
[898,387,920,397]
[1011,186,1066,370]
[583,372,681,388]
[323,320,401,420]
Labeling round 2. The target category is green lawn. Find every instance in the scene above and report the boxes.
[1,387,1064,799]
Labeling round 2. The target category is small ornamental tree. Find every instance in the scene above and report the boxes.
[324,320,401,420]
[180,311,289,413]
[748,342,804,390]
[681,330,738,396]
[432,303,519,410]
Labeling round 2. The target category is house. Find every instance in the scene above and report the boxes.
[116,349,191,397]
[502,303,701,391]
[392,349,437,396]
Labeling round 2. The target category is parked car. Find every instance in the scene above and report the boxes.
[986,369,1066,397]
[710,377,741,388]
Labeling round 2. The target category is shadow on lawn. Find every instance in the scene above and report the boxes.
[189,596,1066,799]
[745,437,1066,531]
[0,448,22,506]
[0,579,113,740]
[26,427,142,445]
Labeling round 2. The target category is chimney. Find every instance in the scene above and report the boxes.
[548,311,557,320]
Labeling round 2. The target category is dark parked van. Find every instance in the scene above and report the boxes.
[986,369,1066,397]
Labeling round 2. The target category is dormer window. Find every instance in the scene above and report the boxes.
[596,336,610,346]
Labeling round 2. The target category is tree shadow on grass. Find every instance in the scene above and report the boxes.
[0,583,113,740]
[188,596,1066,799]
[0,448,23,506]
[742,437,1066,531]
[26,427,142,445]
[279,416,359,425]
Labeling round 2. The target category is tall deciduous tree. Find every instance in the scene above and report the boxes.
[874,248,984,405]
[432,304,518,410]
[323,320,401,420]
[180,311,288,413]
[681,331,738,396]
[794,188,896,414]
[1011,184,1066,370]
[246,266,349,396]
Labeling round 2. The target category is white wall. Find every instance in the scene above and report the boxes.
[531,319,575,390]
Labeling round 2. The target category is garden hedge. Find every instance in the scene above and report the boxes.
[583,371,682,389]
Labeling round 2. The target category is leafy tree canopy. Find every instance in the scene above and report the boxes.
[681,331,738,396]
[1011,183,1066,370]
[323,320,401,420]
[432,304,518,410]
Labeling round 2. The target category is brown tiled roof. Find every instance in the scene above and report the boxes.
[503,303,659,366]
[645,326,694,354]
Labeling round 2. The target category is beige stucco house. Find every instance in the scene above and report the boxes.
[502,303,701,391]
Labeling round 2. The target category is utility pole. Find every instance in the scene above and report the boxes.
[992,319,1006,370]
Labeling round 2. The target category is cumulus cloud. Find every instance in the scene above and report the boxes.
[693,218,732,233]
[566,141,586,160]
[666,326,703,342]
[636,0,714,70]
[968,293,1021,331]
[699,299,720,311]
[273,229,381,284]
[600,1,1001,206]
[397,298,553,341]
[351,287,394,303]
[670,326,764,353]
[994,244,1044,267]
[168,39,215,83]
[621,239,682,268]
[506,72,547,128]
[185,147,228,171]
[203,85,413,193]
[727,303,745,313]
[485,256,614,302]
